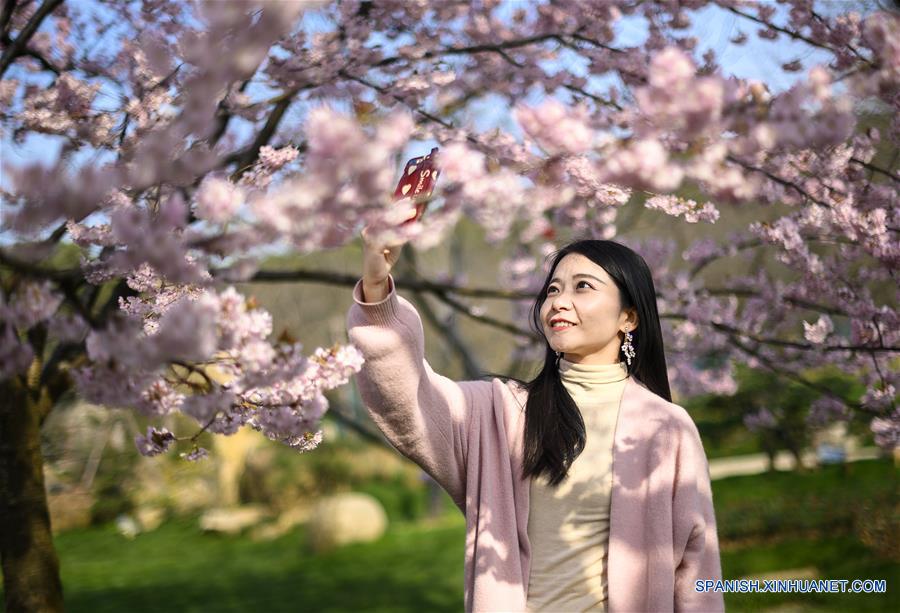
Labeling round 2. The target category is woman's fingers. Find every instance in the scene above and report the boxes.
[361,225,408,252]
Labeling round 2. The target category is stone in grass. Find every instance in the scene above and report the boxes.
[307,492,388,553]
[200,504,271,535]
[135,506,166,532]
[250,503,313,542]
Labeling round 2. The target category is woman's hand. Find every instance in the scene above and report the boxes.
[361,226,406,302]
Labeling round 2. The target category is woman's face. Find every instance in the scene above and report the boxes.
[539,253,637,365]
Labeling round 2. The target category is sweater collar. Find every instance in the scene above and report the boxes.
[558,357,629,385]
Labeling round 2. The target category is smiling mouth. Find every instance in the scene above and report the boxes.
[550,322,577,331]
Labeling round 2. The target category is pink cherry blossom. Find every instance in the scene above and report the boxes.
[802,315,834,344]
[644,195,720,224]
[648,47,695,91]
[438,142,486,183]
[8,281,63,329]
[601,139,684,191]
[870,409,900,450]
[195,177,244,223]
[807,396,851,428]
[134,427,176,457]
[514,99,592,154]
[744,408,779,432]
[0,0,895,471]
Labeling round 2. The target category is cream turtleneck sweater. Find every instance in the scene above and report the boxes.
[526,358,629,613]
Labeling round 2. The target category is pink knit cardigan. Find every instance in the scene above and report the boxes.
[346,276,725,612]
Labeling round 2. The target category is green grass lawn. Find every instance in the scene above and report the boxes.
[711,456,898,543]
[714,459,899,612]
[721,536,898,612]
[55,514,467,613]
[17,459,900,612]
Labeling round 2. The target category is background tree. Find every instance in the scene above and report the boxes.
[1,0,897,610]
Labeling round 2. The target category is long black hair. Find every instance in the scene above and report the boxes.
[510,239,672,486]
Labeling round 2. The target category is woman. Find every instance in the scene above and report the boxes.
[346,232,724,613]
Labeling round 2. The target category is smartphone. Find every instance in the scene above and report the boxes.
[393,147,439,224]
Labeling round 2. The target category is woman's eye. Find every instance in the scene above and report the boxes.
[547,281,591,295]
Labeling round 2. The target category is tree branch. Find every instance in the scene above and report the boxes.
[849,157,900,184]
[410,289,484,378]
[426,288,533,338]
[325,402,389,447]
[0,35,58,73]
[207,79,251,147]
[566,32,626,55]
[704,286,848,318]
[405,250,483,379]
[225,83,311,180]
[724,334,877,415]
[338,70,489,150]
[373,33,570,69]
[0,0,64,78]
[562,82,622,110]
[251,265,895,352]
[727,155,833,208]
[688,237,764,278]
[248,266,532,300]
[719,3,870,64]
[0,248,80,282]
[0,0,17,40]
[665,312,898,353]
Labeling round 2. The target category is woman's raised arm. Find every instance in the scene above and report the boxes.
[346,228,494,510]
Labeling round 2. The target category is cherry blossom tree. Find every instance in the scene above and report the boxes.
[1,0,897,609]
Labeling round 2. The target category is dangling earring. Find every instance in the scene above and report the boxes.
[621,328,635,366]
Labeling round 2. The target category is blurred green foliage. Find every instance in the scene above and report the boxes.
[237,419,454,522]
[687,364,872,460]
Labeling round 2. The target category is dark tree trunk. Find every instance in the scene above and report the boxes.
[0,377,64,613]
[788,444,807,473]
[780,430,807,474]
[760,434,777,472]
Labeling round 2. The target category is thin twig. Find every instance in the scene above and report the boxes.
[849,157,900,184]
[665,313,898,353]
[720,3,870,64]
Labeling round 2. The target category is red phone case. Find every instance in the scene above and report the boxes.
[393,147,440,224]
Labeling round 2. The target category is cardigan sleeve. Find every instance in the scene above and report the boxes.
[672,417,725,612]
[345,274,491,511]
